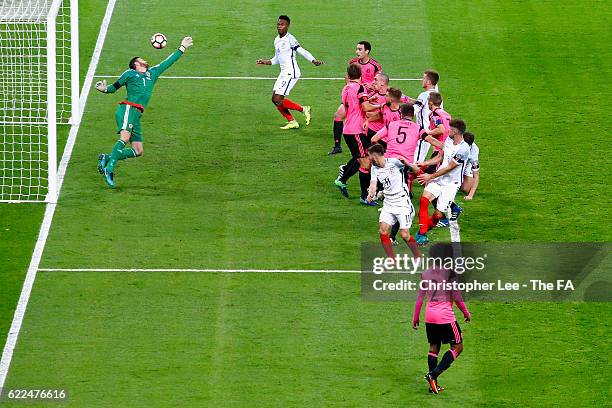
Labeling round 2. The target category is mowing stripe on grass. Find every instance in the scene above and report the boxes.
[0,0,118,391]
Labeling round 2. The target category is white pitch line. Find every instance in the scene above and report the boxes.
[96,75,421,81]
[38,268,362,273]
[0,0,118,391]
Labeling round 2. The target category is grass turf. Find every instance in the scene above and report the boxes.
[1,0,610,406]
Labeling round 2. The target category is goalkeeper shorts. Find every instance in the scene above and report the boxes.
[115,104,143,142]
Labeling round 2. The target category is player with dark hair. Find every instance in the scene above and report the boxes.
[329,41,382,154]
[333,64,375,204]
[367,144,420,259]
[95,36,193,188]
[371,103,423,243]
[415,119,469,246]
[257,15,323,129]
[440,131,480,226]
[460,132,480,201]
[413,243,471,394]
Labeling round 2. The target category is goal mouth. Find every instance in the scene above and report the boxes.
[0,0,79,203]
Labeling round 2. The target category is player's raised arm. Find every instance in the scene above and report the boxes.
[149,36,193,77]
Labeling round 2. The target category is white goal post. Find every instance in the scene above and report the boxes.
[0,0,79,203]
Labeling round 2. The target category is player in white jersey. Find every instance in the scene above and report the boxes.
[257,15,323,129]
[414,119,470,246]
[435,131,480,226]
[412,70,441,163]
[367,144,421,259]
[460,132,480,201]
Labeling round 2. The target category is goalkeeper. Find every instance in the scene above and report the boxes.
[95,36,193,187]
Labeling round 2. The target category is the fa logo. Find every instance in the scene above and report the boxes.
[146,72,151,78]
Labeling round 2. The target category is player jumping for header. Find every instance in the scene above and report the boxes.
[256,15,324,130]
[95,36,194,188]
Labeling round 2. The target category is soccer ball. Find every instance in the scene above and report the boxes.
[150,33,167,49]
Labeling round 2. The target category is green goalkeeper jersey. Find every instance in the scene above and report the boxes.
[104,48,184,108]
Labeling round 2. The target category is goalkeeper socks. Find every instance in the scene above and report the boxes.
[428,352,438,372]
[107,141,137,172]
[120,147,137,159]
[358,167,370,200]
[432,350,456,379]
[282,98,303,112]
[333,120,343,147]
[107,139,126,172]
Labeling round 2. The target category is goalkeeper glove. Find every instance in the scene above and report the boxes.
[95,80,107,92]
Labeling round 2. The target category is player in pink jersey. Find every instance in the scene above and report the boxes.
[371,104,420,163]
[371,103,422,243]
[363,74,392,137]
[329,41,382,155]
[381,89,403,127]
[334,64,377,204]
[426,92,451,149]
[412,243,471,394]
[336,77,395,200]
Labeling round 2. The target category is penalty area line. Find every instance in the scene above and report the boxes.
[96,75,421,81]
[38,268,362,273]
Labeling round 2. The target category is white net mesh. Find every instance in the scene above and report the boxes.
[0,0,73,202]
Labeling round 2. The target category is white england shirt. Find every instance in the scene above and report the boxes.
[371,158,411,208]
[271,33,315,78]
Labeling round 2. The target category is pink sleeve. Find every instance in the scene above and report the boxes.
[374,126,387,142]
[413,289,425,322]
[452,289,470,317]
[455,301,470,317]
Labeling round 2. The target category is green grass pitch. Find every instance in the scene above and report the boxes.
[0,0,610,407]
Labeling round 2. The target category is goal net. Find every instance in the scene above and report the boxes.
[0,0,79,203]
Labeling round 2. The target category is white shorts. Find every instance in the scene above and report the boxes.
[273,73,299,96]
[413,139,431,163]
[379,204,414,230]
[424,181,460,213]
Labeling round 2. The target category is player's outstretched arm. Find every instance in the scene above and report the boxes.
[417,160,458,185]
[294,45,323,66]
[256,59,272,65]
[96,70,130,94]
[150,36,193,77]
